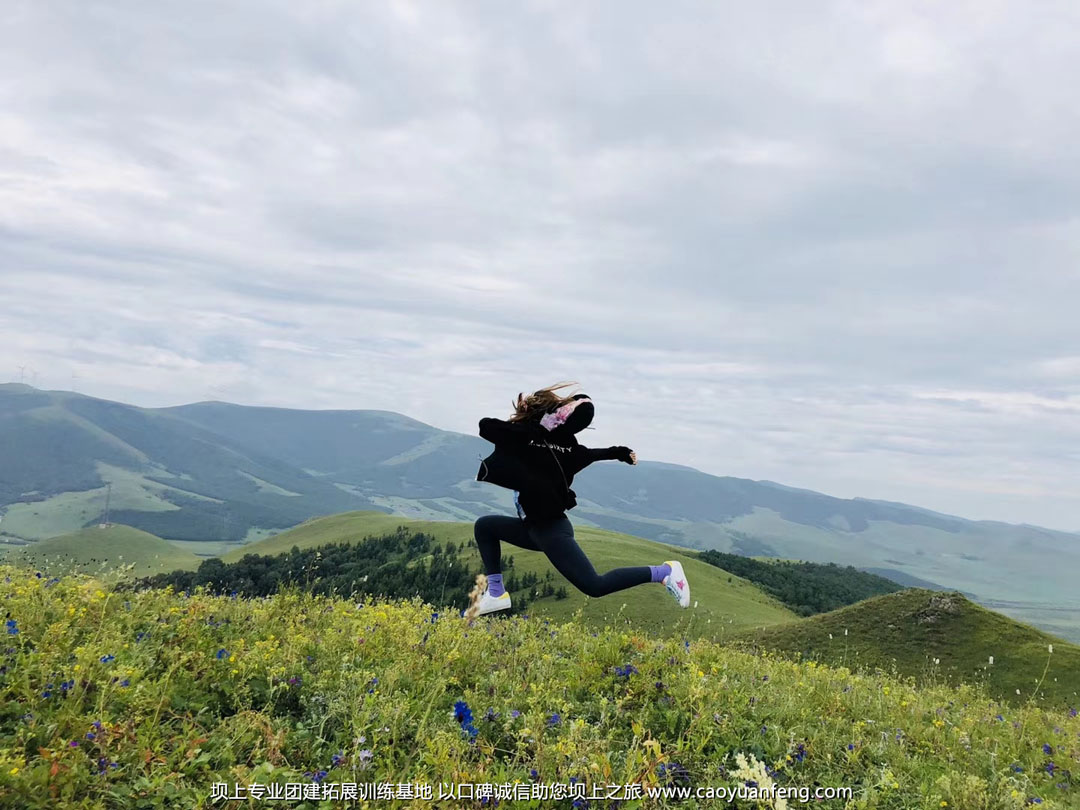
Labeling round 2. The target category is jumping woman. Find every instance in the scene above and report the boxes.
[472,382,690,616]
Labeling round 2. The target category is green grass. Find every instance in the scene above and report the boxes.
[2,524,201,578]
[735,589,1080,707]
[221,511,797,640]
[1,565,1077,809]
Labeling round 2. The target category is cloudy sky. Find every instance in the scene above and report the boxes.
[2,1,1078,531]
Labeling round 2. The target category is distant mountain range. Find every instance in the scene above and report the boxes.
[2,382,1078,640]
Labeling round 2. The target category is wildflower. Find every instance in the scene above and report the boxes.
[614,665,638,678]
[1043,743,1053,755]
[1048,644,1053,654]
[510,710,521,718]
[69,740,79,748]
[86,732,96,740]
[99,654,115,664]
[988,656,994,665]
[1070,708,1078,718]
[119,679,130,687]
[216,648,227,659]
[5,620,17,635]
[847,744,855,751]
[529,769,539,781]
[484,707,499,722]
[330,752,344,767]
[367,677,378,694]
[1046,762,1056,775]
[357,750,373,770]
[548,713,561,726]
[1011,764,1024,773]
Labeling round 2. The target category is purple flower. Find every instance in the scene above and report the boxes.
[510,710,521,718]
[1043,743,1054,755]
[548,713,561,726]
[69,740,79,748]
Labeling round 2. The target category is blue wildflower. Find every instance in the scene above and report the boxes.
[1043,743,1054,755]
[119,679,130,687]
[86,732,96,740]
[216,649,227,660]
[510,710,521,718]
[5,620,17,635]
[1012,764,1024,773]
[529,769,539,781]
[548,713,561,726]
[99,654,115,664]
[1046,762,1056,775]
[1070,708,1078,718]
[330,752,344,767]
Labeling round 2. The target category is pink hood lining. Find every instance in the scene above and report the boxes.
[539,396,592,432]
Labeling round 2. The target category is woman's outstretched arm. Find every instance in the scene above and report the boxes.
[580,446,637,466]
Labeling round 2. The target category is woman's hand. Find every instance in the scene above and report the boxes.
[629,450,637,465]
[613,446,636,464]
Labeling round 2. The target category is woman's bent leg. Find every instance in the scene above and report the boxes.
[473,514,541,575]
[528,517,651,597]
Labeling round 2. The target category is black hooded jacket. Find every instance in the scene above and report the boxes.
[475,394,632,522]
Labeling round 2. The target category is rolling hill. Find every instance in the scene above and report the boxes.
[1,523,201,576]
[735,589,1080,706]
[218,511,798,639]
[3,382,1079,641]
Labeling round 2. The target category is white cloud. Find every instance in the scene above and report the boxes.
[1,0,1078,530]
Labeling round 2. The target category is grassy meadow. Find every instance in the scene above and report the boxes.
[1,565,1078,809]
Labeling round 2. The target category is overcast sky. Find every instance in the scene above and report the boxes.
[2,1,1078,531]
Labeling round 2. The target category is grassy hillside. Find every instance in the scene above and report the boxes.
[1,565,1076,809]
[222,511,798,640]
[697,550,903,615]
[736,589,1080,707]
[2,524,201,577]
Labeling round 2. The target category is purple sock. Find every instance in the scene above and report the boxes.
[649,564,671,583]
[487,573,505,597]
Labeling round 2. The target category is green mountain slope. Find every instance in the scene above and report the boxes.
[4,383,1079,642]
[735,589,1080,706]
[221,511,797,639]
[0,384,376,543]
[2,524,201,576]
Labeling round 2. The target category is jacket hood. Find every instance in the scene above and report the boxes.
[539,394,593,435]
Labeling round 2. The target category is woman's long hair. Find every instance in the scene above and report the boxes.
[508,381,581,423]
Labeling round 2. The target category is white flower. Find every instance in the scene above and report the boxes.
[828,633,833,640]
[844,628,848,636]
[933,658,940,665]
[693,601,698,608]
[1016,689,1021,695]
[988,656,994,665]
[1048,644,1053,654]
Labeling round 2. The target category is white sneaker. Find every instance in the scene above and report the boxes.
[663,560,690,608]
[475,589,512,616]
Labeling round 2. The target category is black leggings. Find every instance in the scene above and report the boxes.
[473,514,652,598]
